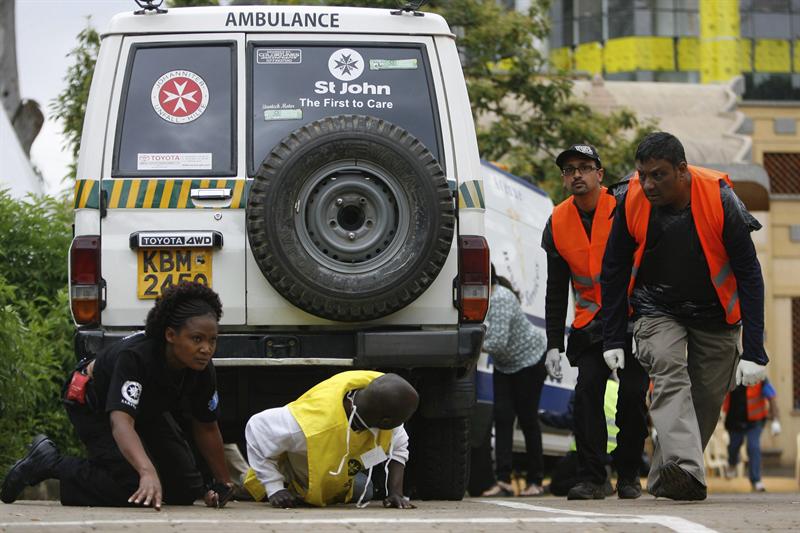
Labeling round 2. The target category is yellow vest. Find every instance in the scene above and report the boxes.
[244,371,393,506]
[568,379,619,454]
[604,380,619,454]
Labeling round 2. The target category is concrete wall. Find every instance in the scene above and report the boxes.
[740,102,800,468]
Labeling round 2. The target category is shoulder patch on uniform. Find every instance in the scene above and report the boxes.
[122,381,142,407]
[208,390,219,411]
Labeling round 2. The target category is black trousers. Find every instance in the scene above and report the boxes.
[549,451,579,497]
[573,340,648,484]
[58,404,206,507]
[493,359,547,485]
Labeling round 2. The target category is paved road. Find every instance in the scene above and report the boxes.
[2,494,800,533]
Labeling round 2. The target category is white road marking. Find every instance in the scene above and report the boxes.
[479,499,718,533]
[0,500,718,531]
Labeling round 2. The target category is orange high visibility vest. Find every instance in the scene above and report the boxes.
[722,382,769,422]
[624,165,741,325]
[551,188,616,329]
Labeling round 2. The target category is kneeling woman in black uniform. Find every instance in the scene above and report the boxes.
[1,282,234,509]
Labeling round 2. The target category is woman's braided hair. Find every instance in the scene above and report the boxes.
[144,282,222,341]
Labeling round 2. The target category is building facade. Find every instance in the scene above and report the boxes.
[549,0,800,98]
[739,102,800,441]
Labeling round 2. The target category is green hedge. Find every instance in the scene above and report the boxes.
[0,190,81,472]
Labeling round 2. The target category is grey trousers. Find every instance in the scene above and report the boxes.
[633,316,740,491]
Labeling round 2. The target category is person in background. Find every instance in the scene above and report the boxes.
[723,378,781,492]
[601,132,768,501]
[542,143,649,500]
[481,265,547,497]
[1,282,234,509]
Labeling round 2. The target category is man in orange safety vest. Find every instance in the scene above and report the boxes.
[542,144,648,500]
[600,132,768,501]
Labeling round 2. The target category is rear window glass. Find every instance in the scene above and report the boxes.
[114,43,236,177]
[249,44,442,173]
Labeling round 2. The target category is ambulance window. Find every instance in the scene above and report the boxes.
[249,44,442,175]
[113,43,236,177]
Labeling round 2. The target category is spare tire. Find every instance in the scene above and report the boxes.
[246,115,454,322]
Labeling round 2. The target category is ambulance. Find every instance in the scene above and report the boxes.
[68,2,488,500]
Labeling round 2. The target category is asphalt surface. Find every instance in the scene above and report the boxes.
[2,493,800,533]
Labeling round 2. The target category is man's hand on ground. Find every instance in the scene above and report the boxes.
[384,494,415,509]
[735,360,766,386]
[269,489,298,508]
[545,349,563,380]
[603,348,625,371]
[204,482,235,508]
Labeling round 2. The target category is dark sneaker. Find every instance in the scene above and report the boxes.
[567,481,605,500]
[656,461,707,501]
[1,435,61,504]
[617,477,642,499]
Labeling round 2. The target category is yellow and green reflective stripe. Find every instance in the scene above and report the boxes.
[73,179,100,209]
[72,179,251,209]
[458,180,485,209]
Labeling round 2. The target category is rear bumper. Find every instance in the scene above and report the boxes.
[74,324,486,369]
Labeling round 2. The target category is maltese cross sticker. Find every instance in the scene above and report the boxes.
[328,49,364,81]
[151,70,209,124]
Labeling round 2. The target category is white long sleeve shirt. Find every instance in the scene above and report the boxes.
[245,406,410,498]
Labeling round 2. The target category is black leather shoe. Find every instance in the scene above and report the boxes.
[1,435,61,504]
[617,477,642,499]
[567,481,605,500]
[656,461,707,501]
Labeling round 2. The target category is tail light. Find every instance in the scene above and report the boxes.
[458,235,490,323]
[70,235,101,325]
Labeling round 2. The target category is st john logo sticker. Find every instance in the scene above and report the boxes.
[328,49,364,81]
[151,70,209,124]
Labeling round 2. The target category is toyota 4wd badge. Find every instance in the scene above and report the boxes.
[151,70,209,124]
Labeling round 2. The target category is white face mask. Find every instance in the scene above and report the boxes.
[348,390,379,434]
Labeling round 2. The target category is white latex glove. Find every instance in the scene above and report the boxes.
[735,360,767,386]
[545,348,563,380]
[603,348,625,371]
[770,419,781,436]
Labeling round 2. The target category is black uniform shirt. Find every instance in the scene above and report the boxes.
[91,332,219,423]
[631,200,725,326]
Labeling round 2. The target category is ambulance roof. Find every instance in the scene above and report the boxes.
[102,6,453,38]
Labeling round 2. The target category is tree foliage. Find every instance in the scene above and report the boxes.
[50,22,100,183]
[0,191,80,472]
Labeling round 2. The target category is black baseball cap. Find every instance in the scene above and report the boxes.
[556,144,602,169]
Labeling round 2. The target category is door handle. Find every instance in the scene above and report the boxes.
[191,188,232,200]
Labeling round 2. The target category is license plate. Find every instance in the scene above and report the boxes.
[137,248,212,299]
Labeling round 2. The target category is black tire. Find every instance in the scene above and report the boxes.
[413,416,470,500]
[247,115,454,322]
